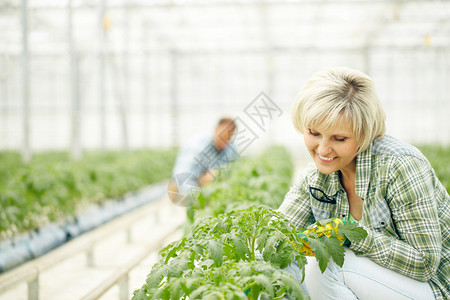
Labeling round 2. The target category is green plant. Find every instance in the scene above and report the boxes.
[417,144,450,192]
[0,149,177,239]
[133,205,367,299]
[135,260,304,300]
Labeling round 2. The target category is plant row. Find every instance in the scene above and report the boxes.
[133,146,367,300]
[0,149,177,239]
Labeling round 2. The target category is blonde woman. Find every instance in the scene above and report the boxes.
[279,67,449,299]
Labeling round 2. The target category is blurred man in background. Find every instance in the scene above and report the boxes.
[168,118,238,206]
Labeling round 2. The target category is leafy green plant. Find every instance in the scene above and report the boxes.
[298,219,368,272]
[135,260,305,300]
[165,206,308,268]
[0,149,177,239]
[133,205,367,299]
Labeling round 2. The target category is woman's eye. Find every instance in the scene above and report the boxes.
[334,137,347,142]
[309,129,320,136]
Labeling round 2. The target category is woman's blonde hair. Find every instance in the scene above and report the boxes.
[291,67,386,153]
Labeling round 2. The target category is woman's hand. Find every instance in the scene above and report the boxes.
[297,219,354,256]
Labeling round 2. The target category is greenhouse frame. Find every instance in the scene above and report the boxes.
[0,1,449,300]
[1,0,449,159]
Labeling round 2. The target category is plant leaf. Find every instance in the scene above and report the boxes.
[256,227,269,253]
[167,257,192,277]
[309,238,330,273]
[146,263,167,289]
[279,273,306,300]
[254,274,274,297]
[207,239,224,266]
[168,278,183,299]
[337,222,368,243]
[322,235,345,267]
[230,233,251,261]
[262,232,280,261]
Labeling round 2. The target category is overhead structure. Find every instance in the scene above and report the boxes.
[0,0,449,156]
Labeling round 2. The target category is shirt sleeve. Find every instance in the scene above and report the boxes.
[214,141,239,168]
[350,155,442,282]
[172,137,209,179]
[278,168,315,229]
[224,141,239,162]
[172,147,200,179]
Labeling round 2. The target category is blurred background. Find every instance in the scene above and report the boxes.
[1,0,449,160]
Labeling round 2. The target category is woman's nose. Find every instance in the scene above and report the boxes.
[317,139,332,155]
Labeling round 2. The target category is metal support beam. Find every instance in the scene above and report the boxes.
[86,248,95,268]
[21,0,31,163]
[118,276,128,300]
[68,0,82,159]
[126,228,132,244]
[170,49,179,147]
[27,277,39,300]
[12,0,436,10]
[121,0,130,151]
[142,21,150,148]
[98,0,107,150]
[260,3,274,97]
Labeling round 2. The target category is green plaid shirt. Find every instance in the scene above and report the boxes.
[279,135,449,299]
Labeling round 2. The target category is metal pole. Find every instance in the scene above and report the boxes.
[261,3,275,144]
[260,3,274,97]
[68,0,82,159]
[142,21,150,148]
[362,46,370,75]
[99,0,107,150]
[86,248,95,268]
[27,278,39,300]
[0,56,8,127]
[21,0,31,163]
[126,228,132,244]
[118,276,129,300]
[170,49,179,147]
[121,0,129,151]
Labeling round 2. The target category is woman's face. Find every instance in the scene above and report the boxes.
[303,120,359,175]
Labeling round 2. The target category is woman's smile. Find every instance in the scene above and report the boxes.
[317,154,337,162]
[304,119,359,175]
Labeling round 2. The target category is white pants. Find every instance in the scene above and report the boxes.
[302,248,435,300]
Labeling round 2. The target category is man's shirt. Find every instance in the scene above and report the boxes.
[172,132,239,183]
[279,135,449,299]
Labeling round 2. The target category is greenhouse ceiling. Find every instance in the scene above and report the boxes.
[1,0,449,55]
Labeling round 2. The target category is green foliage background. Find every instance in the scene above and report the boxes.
[417,145,450,192]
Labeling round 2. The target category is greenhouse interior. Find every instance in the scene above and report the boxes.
[0,0,449,299]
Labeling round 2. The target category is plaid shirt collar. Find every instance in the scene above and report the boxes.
[307,141,374,202]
